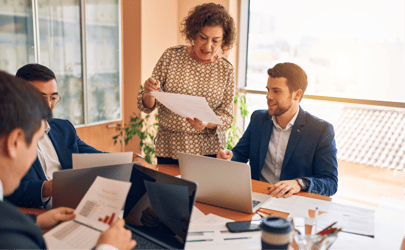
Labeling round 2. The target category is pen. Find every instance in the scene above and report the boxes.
[257,208,274,217]
[313,207,318,235]
[224,237,252,241]
[313,227,342,249]
[256,211,274,219]
[186,239,213,242]
[318,227,336,235]
[157,80,164,92]
[317,221,338,235]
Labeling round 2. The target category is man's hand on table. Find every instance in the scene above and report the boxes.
[217,150,232,160]
[267,180,301,198]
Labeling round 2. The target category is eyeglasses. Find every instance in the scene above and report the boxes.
[43,94,61,105]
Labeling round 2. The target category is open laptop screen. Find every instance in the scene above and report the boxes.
[124,163,197,249]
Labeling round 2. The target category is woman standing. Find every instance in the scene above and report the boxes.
[137,3,236,164]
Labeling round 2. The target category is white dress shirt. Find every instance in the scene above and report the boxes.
[0,180,3,201]
[260,109,300,184]
[37,122,62,206]
[37,123,62,180]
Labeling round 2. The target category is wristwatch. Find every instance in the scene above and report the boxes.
[296,178,309,191]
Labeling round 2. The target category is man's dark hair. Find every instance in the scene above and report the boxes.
[16,63,56,82]
[267,62,308,101]
[0,71,52,145]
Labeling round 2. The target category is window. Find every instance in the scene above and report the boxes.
[239,0,405,207]
[39,0,121,125]
[243,0,405,103]
[0,0,122,126]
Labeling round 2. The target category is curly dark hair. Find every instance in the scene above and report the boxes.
[180,3,236,53]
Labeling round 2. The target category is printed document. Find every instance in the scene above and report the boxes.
[262,195,375,237]
[72,152,133,169]
[185,213,261,249]
[185,222,261,250]
[152,92,223,125]
[44,176,131,249]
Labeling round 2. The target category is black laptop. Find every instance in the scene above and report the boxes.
[123,163,198,249]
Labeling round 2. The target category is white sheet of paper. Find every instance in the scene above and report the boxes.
[185,222,261,250]
[190,206,206,223]
[152,92,224,125]
[192,213,234,224]
[262,195,376,237]
[260,195,298,213]
[72,152,133,169]
[43,221,101,249]
[262,195,375,236]
[330,204,404,250]
[44,177,132,249]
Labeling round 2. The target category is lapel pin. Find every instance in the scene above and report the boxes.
[297,129,300,132]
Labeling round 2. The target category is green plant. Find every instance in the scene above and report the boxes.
[113,86,159,164]
[226,93,249,150]
[113,112,158,164]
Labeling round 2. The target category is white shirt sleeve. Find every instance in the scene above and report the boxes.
[96,244,118,250]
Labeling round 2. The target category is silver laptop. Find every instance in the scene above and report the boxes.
[178,152,272,214]
[53,163,134,209]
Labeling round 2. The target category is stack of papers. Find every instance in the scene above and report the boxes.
[186,208,261,250]
[261,195,375,237]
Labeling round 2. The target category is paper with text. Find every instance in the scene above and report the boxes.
[72,152,133,169]
[185,222,261,249]
[262,195,375,237]
[152,92,223,125]
[44,176,132,249]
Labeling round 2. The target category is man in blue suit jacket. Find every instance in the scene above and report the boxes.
[218,63,337,197]
[0,71,136,249]
[6,64,102,208]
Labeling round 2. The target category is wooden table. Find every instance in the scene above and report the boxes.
[152,163,404,250]
[20,161,404,249]
[154,163,330,222]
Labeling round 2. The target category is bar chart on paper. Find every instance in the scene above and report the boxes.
[43,177,132,249]
[98,212,116,225]
[78,199,119,228]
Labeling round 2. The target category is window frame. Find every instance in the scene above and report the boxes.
[237,0,405,109]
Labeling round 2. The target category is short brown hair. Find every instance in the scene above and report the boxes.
[267,62,308,99]
[181,3,236,53]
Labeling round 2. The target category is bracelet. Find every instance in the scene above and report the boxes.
[136,154,145,159]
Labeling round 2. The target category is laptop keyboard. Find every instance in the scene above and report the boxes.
[132,232,166,249]
[252,200,261,207]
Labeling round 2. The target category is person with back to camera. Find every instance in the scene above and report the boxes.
[138,3,237,164]
[0,71,136,249]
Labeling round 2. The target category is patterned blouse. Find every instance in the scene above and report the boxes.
[137,45,236,159]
